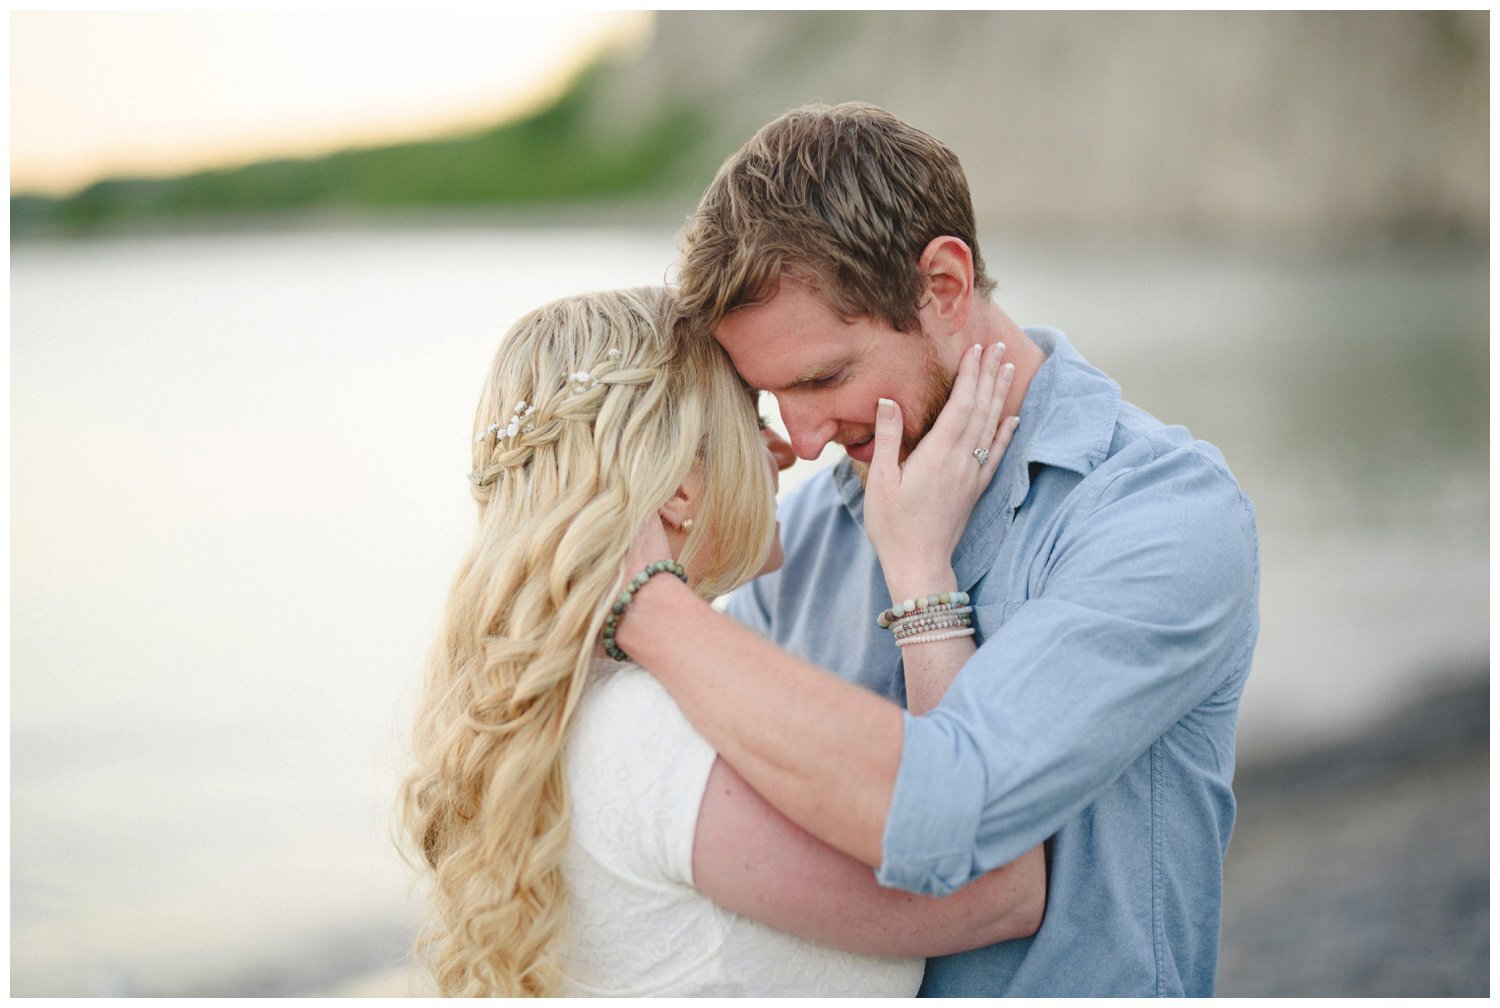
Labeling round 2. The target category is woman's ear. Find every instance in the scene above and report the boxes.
[658,484,693,529]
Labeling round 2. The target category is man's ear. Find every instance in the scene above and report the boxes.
[917,236,974,337]
[658,484,693,529]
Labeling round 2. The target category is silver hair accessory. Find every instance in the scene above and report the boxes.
[477,400,537,444]
[973,448,991,465]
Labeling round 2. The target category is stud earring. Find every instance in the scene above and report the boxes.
[680,517,695,532]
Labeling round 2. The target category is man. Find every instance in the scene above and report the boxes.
[618,102,1259,996]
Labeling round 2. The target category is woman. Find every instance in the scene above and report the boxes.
[402,287,1038,996]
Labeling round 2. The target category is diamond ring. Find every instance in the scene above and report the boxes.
[973,448,991,465]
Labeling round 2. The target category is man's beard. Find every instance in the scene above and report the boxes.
[850,339,953,486]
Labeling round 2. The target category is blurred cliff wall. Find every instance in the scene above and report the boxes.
[589,10,1487,249]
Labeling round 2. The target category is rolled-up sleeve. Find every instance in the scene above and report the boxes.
[879,441,1259,895]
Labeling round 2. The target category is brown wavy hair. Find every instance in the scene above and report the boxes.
[676,101,997,335]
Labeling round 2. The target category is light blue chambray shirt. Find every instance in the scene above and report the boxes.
[726,328,1259,997]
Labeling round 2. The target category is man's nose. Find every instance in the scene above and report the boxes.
[777,402,833,460]
[760,427,796,471]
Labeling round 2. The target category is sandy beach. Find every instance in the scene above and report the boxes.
[1219,672,1488,996]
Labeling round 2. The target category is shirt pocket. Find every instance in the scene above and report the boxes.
[971,600,1024,645]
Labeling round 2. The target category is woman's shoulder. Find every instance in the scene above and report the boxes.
[566,660,719,887]
[576,657,693,729]
[567,662,715,811]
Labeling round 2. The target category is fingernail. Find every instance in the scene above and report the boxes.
[1003,362,1015,378]
[878,397,895,419]
[1008,416,1021,432]
[972,343,983,357]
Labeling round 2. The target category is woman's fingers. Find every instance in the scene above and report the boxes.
[975,359,1014,457]
[879,340,1016,482]
[623,511,674,581]
[927,343,983,447]
[869,396,903,488]
[992,414,1020,460]
[964,343,1007,453]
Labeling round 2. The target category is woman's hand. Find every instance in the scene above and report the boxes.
[864,342,1018,603]
[622,510,674,584]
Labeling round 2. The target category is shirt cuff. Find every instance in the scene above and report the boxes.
[876,709,987,897]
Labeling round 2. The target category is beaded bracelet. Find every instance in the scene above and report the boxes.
[889,606,974,638]
[889,602,969,627]
[876,591,970,629]
[895,626,977,648]
[892,615,973,641]
[602,560,687,661]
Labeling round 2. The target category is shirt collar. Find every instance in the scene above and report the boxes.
[833,327,1121,589]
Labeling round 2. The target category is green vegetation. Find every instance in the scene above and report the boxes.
[12,66,708,236]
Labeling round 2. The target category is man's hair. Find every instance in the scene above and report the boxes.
[676,102,997,335]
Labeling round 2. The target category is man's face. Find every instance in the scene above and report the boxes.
[714,279,951,465]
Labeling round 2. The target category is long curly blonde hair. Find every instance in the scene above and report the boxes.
[401,287,776,996]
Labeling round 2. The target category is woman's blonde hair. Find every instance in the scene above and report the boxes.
[401,286,775,996]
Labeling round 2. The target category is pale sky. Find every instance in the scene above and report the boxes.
[11,10,654,196]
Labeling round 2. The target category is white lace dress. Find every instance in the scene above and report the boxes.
[559,663,923,996]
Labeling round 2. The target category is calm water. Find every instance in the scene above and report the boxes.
[11,226,1487,995]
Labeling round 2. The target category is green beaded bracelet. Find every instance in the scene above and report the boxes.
[602,560,687,661]
[876,590,970,629]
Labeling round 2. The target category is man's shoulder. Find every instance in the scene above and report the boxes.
[1097,400,1250,508]
[724,462,873,635]
[771,461,876,587]
[1062,402,1259,585]
[776,463,854,539]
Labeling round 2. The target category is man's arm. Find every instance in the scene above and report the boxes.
[692,756,1044,957]
[624,438,1258,892]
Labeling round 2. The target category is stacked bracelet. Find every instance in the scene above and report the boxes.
[896,626,976,647]
[892,611,973,644]
[888,605,974,638]
[602,560,687,662]
[876,591,970,628]
[878,590,975,648]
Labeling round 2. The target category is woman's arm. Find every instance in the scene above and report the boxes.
[687,348,1042,961]
[619,342,1019,868]
[620,580,899,866]
[692,756,1043,958]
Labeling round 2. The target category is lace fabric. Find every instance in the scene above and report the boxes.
[560,663,922,996]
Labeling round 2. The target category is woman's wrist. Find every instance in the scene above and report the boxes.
[603,560,687,661]
[612,565,697,661]
[882,566,959,608]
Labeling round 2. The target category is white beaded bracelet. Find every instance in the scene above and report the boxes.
[894,626,976,647]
